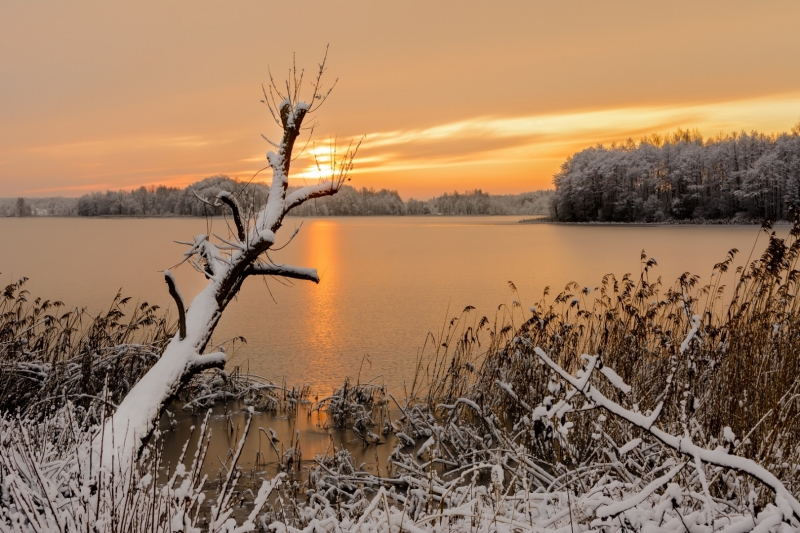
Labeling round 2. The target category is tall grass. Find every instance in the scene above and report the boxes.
[0,279,171,418]
[404,217,800,500]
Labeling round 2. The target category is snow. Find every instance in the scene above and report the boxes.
[680,314,701,354]
[618,438,642,455]
[416,435,435,458]
[595,462,685,518]
[285,180,338,213]
[491,463,505,487]
[598,364,632,394]
[94,280,225,470]
[396,432,415,447]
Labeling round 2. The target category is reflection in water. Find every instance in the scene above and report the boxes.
[304,221,339,379]
[158,402,399,515]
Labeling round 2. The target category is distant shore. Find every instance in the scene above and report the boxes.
[519,217,790,226]
[3,214,789,226]
[2,213,544,219]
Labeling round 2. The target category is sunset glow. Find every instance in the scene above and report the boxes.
[288,92,800,197]
[1,1,799,199]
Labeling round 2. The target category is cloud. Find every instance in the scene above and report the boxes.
[6,92,800,197]
[287,92,800,184]
[23,134,236,158]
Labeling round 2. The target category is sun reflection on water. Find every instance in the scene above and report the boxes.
[302,221,342,393]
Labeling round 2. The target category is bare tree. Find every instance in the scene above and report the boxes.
[96,55,359,467]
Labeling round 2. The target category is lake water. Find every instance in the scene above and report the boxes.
[0,216,777,395]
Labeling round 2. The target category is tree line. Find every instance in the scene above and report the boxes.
[2,177,553,217]
[0,197,78,217]
[291,187,552,216]
[551,124,800,222]
[74,176,271,217]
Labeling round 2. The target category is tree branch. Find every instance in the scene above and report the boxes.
[216,191,246,243]
[185,351,226,375]
[164,270,186,340]
[97,57,355,473]
[532,346,800,523]
[284,180,339,215]
[246,263,319,283]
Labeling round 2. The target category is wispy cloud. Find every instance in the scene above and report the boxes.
[23,134,237,157]
[8,93,800,197]
[287,92,800,184]
[21,183,118,194]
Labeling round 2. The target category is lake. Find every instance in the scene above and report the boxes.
[0,216,776,395]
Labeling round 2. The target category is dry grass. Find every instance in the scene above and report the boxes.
[0,279,296,426]
[0,280,171,419]
[407,216,800,499]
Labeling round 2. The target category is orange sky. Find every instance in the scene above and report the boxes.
[1,1,799,199]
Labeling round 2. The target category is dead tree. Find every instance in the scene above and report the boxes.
[96,55,359,467]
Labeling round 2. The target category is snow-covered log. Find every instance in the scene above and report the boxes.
[94,56,356,470]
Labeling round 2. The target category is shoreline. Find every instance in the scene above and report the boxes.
[1,213,790,226]
[519,217,790,226]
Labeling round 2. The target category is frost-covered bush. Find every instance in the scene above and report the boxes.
[374,217,800,531]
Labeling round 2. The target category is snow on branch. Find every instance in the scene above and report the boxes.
[531,345,800,522]
[186,351,226,373]
[247,263,320,283]
[284,180,339,213]
[594,462,686,519]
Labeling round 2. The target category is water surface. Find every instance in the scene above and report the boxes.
[0,216,774,394]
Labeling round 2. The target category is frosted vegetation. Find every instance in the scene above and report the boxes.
[551,123,800,223]
[2,63,800,531]
[0,197,78,217]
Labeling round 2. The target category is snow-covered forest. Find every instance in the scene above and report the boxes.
[66,179,552,217]
[0,197,78,217]
[2,181,552,218]
[551,125,800,222]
